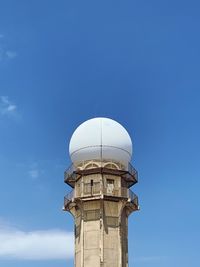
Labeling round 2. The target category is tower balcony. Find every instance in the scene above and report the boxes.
[64,190,75,210]
[129,189,139,207]
[63,187,139,211]
[64,160,138,188]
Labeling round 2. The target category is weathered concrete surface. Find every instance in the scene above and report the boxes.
[66,161,138,267]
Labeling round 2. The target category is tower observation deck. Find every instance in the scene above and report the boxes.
[63,117,139,267]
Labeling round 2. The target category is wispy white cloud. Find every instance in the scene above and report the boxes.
[28,163,43,180]
[0,96,17,116]
[5,51,17,59]
[28,169,39,179]
[0,35,17,61]
[0,222,74,260]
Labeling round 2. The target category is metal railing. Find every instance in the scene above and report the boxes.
[129,189,139,206]
[103,186,128,198]
[64,190,74,208]
[127,163,138,182]
[64,164,80,185]
[64,161,138,187]
[84,182,101,195]
[64,186,138,209]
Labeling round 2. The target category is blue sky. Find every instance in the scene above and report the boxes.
[0,0,200,266]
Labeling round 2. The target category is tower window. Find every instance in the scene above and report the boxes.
[107,179,114,185]
[107,179,114,194]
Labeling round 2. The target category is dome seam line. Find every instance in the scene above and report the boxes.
[70,145,132,157]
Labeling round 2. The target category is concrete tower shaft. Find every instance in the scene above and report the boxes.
[64,160,139,267]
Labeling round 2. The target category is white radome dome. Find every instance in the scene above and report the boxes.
[69,118,132,166]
